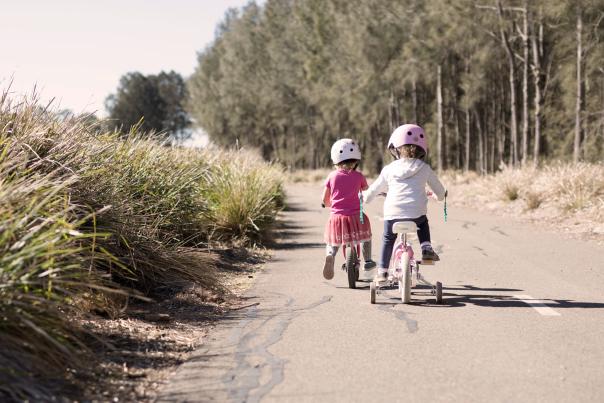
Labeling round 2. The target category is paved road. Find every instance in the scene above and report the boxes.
[158,183,604,403]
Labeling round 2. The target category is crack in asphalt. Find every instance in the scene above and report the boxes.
[223,294,332,402]
[461,221,477,229]
[490,226,509,236]
[378,304,419,333]
[473,245,489,257]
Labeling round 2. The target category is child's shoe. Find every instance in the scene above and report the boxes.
[422,246,440,261]
[364,260,377,270]
[323,255,335,280]
[374,270,388,283]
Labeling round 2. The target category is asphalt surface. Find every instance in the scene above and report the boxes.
[158,183,604,403]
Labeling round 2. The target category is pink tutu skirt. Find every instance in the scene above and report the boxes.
[324,213,372,246]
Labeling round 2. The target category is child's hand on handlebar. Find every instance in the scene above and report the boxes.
[426,190,438,200]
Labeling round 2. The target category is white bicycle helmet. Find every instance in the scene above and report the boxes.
[330,138,362,164]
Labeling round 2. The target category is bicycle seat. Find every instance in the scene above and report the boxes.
[392,221,417,234]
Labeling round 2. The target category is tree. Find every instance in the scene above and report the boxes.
[106,71,190,139]
[187,0,604,173]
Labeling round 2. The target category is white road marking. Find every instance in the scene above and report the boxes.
[514,294,561,316]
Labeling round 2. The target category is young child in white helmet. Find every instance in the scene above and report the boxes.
[363,124,446,283]
[322,139,376,280]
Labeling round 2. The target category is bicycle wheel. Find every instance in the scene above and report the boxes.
[400,252,411,303]
[370,281,376,304]
[435,281,443,304]
[346,246,358,289]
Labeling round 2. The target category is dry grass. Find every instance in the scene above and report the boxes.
[0,90,285,400]
[287,168,332,183]
[523,191,543,210]
[441,162,604,237]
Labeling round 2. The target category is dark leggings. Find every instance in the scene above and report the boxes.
[379,216,431,269]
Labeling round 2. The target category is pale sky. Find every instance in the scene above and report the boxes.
[1,0,259,116]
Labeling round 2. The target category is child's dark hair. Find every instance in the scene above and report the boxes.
[336,159,359,170]
[398,144,426,160]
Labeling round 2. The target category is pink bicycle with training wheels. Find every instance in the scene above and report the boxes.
[369,220,443,304]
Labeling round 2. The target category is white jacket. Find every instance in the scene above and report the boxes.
[363,159,446,220]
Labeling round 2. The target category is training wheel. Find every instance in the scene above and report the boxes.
[435,281,443,304]
[370,282,376,304]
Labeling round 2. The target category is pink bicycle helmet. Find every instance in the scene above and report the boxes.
[387,124,427,159]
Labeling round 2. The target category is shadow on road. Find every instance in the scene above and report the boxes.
[282,202,311,212]
[269,217,323,250]
[271,242,325,250]
[436,294,604,309]
[407,285,604,309]
[325,282,604,310]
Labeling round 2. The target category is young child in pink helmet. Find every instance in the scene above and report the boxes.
[322,139,376,280]
[363,124,446,283]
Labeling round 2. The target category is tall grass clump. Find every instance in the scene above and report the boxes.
[0,90,284,400]
[547,163,604,214]
[201,149,285,244]
[0,138,119,400]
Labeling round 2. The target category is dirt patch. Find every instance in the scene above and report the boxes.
[80,248,269,402]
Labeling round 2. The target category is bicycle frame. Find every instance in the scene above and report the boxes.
[369,220,442,304]
[390,234,434,290]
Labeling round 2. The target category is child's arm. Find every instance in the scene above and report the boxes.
[362,168,388,203]
[427,168,447,201]
[322,186,331,207]
[360,173,369,192]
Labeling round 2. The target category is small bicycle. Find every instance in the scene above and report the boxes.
[369,221,443,304]
[322,193,366,289]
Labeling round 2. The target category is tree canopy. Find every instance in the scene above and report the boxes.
[106,70,190,139]
[188,0,604,173]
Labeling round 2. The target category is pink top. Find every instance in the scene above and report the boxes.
[325,169,368,216]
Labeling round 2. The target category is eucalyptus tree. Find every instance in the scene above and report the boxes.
[187,0,604,173]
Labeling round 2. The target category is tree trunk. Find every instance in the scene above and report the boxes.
[531,10,543,165]
[437,64,444,172]
[389,88,397,132]
[497,0,518,166]
[490,112,496,172]
[412,78,418,124]
[465,107,471,172]
[521,0,530,166]
[455,110,461,169]
[498,80,506,166]
[475,110,485,174]
[574,7,583,163]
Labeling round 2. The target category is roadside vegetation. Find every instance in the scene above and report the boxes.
[0,92,284,401]
[442,163,604,239]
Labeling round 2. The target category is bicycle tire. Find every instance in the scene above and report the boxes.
[346,246,358,289]
[400,252,411,303]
